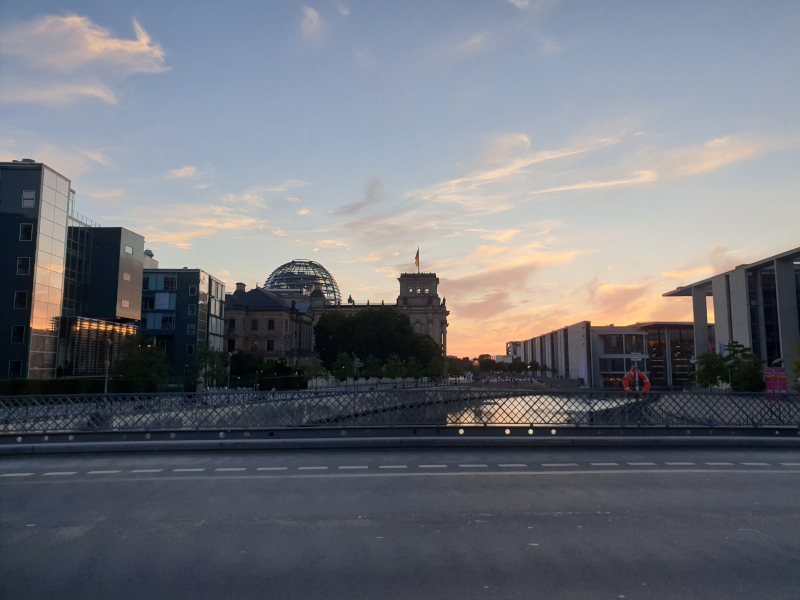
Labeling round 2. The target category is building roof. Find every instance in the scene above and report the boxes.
[226,287,289,310]
[663,246,800,297]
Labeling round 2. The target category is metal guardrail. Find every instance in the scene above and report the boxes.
[1,387,799,435]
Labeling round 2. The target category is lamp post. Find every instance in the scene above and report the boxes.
[104,339,112,395]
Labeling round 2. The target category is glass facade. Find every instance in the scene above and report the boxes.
[29,167,70,379]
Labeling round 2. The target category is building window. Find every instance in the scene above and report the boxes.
[250,341,258,351]
[14,291,28,309]
[121,299,130,308]
[187,324,196,335]
[8,360,22,379]
[124,245,133,254]
[227,339,236,352]
[11,326,25,344]
[161,315,175,330]
[16,257,31,275]
[22,190,36,208]
[164,276,177,291]
[188,304,196,316]
[228,318,236,331]
[268,319,275,330]
[251,319,258,330]
[189,285,198,296]
[123,272,131,281]
[425,288,429,293]
[143,296,155,310]
[187,344,195,355]
[267,339,274,351]
[19,223,33,241]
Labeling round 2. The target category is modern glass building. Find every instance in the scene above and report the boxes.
[141,268,225,379]
[265,260,341,305]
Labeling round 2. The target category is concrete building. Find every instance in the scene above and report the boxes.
[224,283,315,365]
[1,159,144,379]
[664,246,800,369]
[140,267,225,379]
[507,320,697,389]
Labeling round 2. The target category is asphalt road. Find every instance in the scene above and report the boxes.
[2,447,800,600]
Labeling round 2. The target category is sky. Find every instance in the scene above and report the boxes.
[1,1,799,358]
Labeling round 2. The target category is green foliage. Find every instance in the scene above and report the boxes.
[384,354,406,378]
[187,342,226,387]
[693,351,727,388]
[446,356,469,377]
[477,354,496,372]
[405,356,423,378]
[112,336,170,391]
[332,352,355,380]
[314,308,444,378]
[301,358,329,381]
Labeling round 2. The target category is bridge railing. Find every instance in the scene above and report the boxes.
[1,387,798,434]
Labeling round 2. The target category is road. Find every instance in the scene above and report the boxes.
[2,446,800,599]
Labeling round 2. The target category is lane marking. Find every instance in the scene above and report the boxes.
[665,462,696,466]
[173,468,205,472]
[542,463,578,467]
[1,473,34,477]
[86,470,121,474]
[591,463,619,466]
[215,468,246,472]
[379,465,407,469]
[257,467,287,471]
[628,462,656,466]
[297,466,328,470]
[42,472,77,476]
[498,464,527,468]
[704,462,733,466]
[419,465,447,468]
[459,464,488,468]
[339,466,368,470]
[740,462,770,466]
[780,463,800,466]
[131,469,163,473]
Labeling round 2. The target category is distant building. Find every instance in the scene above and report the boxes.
[1,159,144,379]
[224,283,315,365]
[508,320,697,389]
[141,266,225,379]
[664,246,800,369]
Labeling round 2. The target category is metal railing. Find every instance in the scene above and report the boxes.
[1,387,799,435]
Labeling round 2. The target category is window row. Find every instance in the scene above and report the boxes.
[227,339,275,352]
[228,318,276,331]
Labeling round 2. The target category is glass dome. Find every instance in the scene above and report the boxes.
[264,259,341,304]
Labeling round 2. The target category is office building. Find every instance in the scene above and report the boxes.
[664,246,800,369]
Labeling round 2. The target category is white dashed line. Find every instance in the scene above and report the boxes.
[339,466,368,470]
[379,465,407,469]
[1,473,34,477]
[541,463,578,467]
[780,463,800,466]
[498,464,527,468]
[131,469,163,473]
[42,472,77,476]
[419,465,447,469]
[215,468,246,472]
[297,466,328,470]
[591,463,619,466]
[704,462,733,466]
[257,467,287,471]
[628,462,656,466]
[459,464,488,468]
[86,470,121,475]
[664,462,696,466]
[740,463,770,466]
[173,468,205,472]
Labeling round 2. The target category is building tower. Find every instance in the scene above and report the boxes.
[395,272,449,354]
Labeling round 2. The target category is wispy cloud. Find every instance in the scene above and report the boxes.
[317,239,350,248]
[298,208,311,216]
[0,15,167,73]
[168,166,198,179]
[531,170,657,194]
[337,2,350,16]
[85,189,124,199]
[301,7,323,40]
[661,267,713,279]
[334,177,385,215]
[0,83,118,105]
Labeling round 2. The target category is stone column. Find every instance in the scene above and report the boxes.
[774,258,800,370]
[692,284,710,356]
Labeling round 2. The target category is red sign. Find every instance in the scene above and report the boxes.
[764,368,787,393]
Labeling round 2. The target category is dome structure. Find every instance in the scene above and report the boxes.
[264,259,341,304]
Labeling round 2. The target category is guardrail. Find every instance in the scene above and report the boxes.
[1,387,798,435]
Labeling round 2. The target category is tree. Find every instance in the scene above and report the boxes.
[446,356,467,377]
[477,354,496,372]
[405,356,423,378]
[112,336,170,391]
[301,358,329,381]
[332,352,355,381]
[693,351,727,388]
[384,354,406,378]
[362,355,383,379]
[187,342,226,387]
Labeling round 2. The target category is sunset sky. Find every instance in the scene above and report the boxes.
[2,1,799,357]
